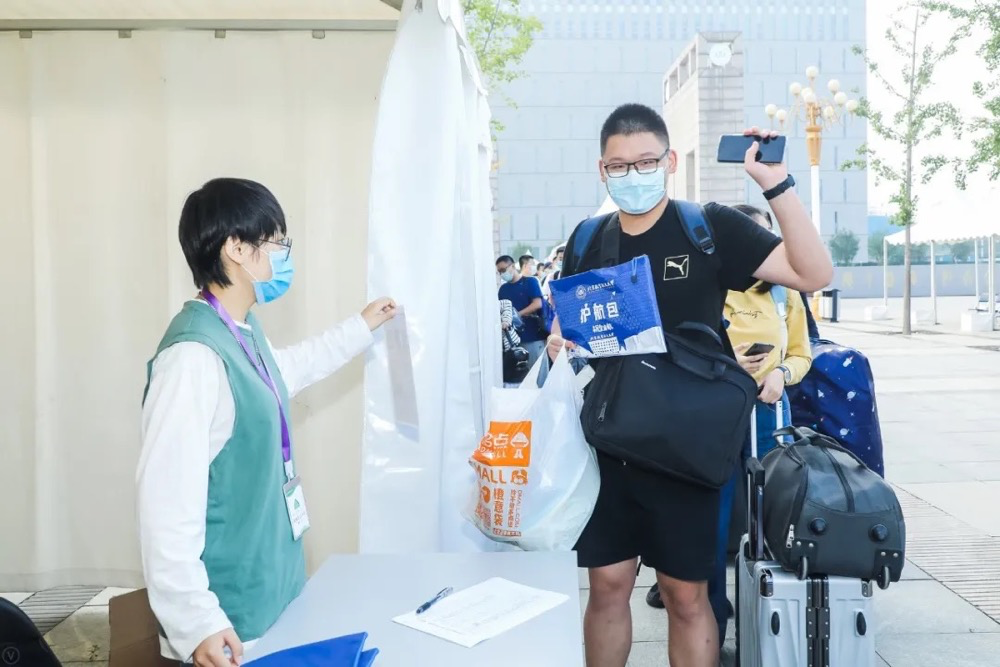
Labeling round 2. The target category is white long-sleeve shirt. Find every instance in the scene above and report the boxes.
[136,305,374,662]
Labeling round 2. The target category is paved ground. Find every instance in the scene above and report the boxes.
[4,304,1000,666]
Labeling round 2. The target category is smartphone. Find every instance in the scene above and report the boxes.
[717,134,786,164]
[745,342,776,357]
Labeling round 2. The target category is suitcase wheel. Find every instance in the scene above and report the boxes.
[796,556,809,580]
[877,565,892,590]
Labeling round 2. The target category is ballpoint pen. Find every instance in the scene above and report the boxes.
[415,586,454,615]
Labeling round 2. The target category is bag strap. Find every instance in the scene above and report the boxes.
[598,212,622,268]
[774,425,869,469]
[570,201,715,273]
[568,212,616,274]
[770,283,789,320]
[675,200,716,255]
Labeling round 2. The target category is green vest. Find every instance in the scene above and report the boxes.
[144,300,306,642]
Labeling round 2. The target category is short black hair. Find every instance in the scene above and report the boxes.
[732,204,773,229]
[495,255,515,267]
[600,104,670,155]
[518,255,535,269]
[178,178,287,289]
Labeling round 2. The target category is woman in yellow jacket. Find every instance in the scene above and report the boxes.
[727,204,813,455]
[708,204,813,639]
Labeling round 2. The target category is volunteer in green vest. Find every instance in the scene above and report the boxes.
[137,178,396,667]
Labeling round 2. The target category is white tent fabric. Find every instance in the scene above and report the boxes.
[0,28,395,589]
[595,194,617,216]
[361,0,503,553]
[881,190,999,330]
[885,191,1000,245]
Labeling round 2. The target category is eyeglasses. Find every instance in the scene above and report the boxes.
[603,148,669,178]
[261,237,293,261]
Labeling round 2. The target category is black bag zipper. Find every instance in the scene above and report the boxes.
[822,447,855,512]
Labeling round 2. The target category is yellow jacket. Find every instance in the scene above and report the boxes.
[725,283,812,385]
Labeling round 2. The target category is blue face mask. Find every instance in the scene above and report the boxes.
[606,167,666,215]
[246,250,295,305]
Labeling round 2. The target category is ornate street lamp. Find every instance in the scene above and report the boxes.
[765,66,858,233]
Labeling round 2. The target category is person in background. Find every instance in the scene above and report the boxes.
[500,298,524,387]
[519,254,538,278]
[537,261,554,285]
[138,178,396,666]
[496,254,546,365]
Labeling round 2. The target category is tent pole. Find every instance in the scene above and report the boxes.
[990,235,997,331]
[974,237,981,303]
[883,236,889,307]
[931,240,937,324]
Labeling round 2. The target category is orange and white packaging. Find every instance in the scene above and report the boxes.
[465,348,600,551]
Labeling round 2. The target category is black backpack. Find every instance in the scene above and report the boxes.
[762,426,906,588]
[0,597,61,667]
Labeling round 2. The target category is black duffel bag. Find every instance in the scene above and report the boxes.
[581,322,758,489]
[762,426,906,589]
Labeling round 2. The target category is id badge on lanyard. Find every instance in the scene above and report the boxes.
[202,291,310,541]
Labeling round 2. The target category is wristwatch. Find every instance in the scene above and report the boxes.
[778,365,792,384]
[763,175,796,201]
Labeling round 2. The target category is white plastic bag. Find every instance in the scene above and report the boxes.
[464,348,601,551]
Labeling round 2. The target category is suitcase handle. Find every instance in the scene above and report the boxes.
[745,457,766,561]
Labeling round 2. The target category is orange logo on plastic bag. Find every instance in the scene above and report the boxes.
[472,421,532,467]
[470,421,531,538]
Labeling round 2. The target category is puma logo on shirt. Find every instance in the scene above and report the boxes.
[663,255,690,281]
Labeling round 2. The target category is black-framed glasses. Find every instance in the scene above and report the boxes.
[261,237,293,261]
[603,148,669,178]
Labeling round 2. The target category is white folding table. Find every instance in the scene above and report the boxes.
[244,550,584,666]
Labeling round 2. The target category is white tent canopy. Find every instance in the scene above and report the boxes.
[885,191,1000,246]
[880,190,999,330]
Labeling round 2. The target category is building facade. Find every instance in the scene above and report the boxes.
[492,0,868,260]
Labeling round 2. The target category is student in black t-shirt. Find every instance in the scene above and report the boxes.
[545,104,833,667]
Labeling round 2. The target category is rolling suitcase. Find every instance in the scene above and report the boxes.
[785,339,885,477]
[736,423,877,667]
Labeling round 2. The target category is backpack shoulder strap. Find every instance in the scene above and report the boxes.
[597,212,621,268]
[674,200,716,255]
[568,212,616,274]
[769,283,789,320]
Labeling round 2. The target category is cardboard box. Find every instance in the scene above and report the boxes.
[108,589,179,667]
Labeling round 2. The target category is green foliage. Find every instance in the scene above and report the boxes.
[949,240,975,261]
[841,5,964,333]
[829,229,861,266]
[463,0,543,133]
[924,0,1000,180]
[841,9,967,226]
[508,242,535,259]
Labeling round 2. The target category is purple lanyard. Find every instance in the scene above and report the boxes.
[201,290,293,480]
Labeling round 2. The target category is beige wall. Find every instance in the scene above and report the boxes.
[665,77,701,202]
[0,27,394,589]
[0,0,397,22]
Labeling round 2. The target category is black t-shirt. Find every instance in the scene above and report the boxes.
[565,200,781,333]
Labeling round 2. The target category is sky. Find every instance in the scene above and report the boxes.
[864,1,995,212]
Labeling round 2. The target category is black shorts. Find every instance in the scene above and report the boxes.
[574,451,720,582]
